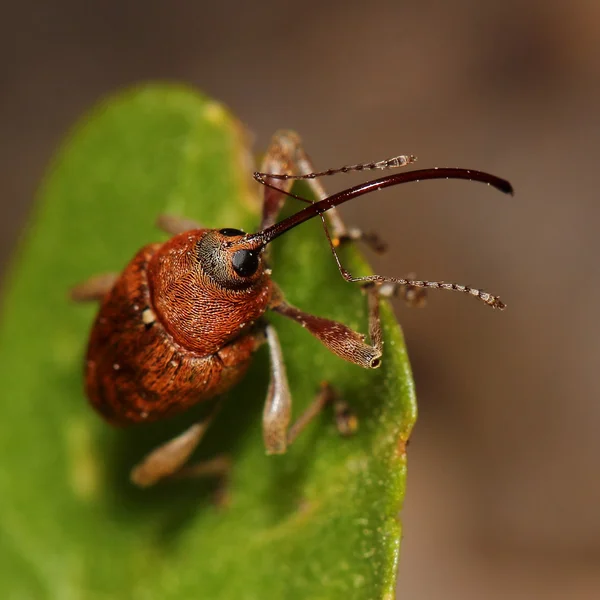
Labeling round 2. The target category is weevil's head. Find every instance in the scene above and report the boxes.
[196,227,269,291]
[147,165,514,357]
[146,227,272,355]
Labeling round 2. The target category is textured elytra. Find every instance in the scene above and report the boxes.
[84,242,265,425]
[0,85,416,600]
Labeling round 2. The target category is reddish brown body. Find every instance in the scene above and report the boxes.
[86,230,271,425]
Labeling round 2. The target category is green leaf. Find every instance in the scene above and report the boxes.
[0,85,417,599]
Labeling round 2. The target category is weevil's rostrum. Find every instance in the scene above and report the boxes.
[72,130,513,488]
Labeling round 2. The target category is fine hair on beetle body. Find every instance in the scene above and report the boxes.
[72,130,513,489]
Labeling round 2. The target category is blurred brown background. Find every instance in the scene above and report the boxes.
[2,0,599,598]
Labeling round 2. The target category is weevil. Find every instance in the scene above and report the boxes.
[72,131,513,487]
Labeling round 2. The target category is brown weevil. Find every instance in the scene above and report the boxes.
[72,131,513,488]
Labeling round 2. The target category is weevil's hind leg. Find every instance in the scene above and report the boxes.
[70,273,118,302]
[156,214,205,236]
[262,324,357,455]
[270,283,384,370]
[259,130,386,252]
[130,398,227,488]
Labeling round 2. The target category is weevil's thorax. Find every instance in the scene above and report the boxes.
[147,229,272,356]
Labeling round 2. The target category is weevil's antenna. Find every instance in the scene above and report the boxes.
[246,167,513,310]
[255,154,417,182]
[317,217,507,309]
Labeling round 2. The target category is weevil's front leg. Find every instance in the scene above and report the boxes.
[270,284,384,370]
[70,273,118,302]
[263,324,353,454]
[156,214,204,236]
[259,130,385,251]
[130,398,227,487]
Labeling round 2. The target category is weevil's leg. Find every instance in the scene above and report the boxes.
[270,283,383,370]
[174,455,231,479]
[286,382,359,446]
[259,131,309,230]
[285,382,336,447]
[263,325,355,454]
[259,130,386,252]
[70,273,118,302]
[156,214,204,236]
[130,398,226,488]
[171,454,232,506]
[262,323,292,454]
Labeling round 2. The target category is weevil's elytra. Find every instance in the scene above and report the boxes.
[72,130,513,488]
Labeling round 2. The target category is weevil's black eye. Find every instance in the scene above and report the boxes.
[231,249,259,277]
[219,228,245,237]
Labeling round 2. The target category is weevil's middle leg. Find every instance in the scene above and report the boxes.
[259,130,385,251]
[262,323,292,454]
[262,323,359,455]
